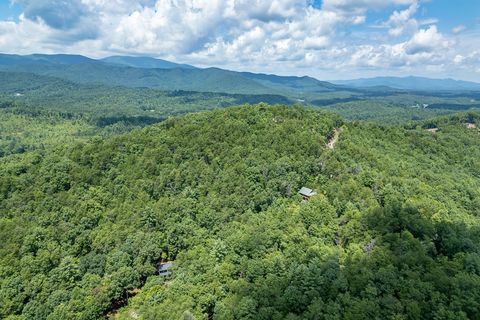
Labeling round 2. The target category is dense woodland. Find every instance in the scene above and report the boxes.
[1,56,480,319]
[1,104,480,319]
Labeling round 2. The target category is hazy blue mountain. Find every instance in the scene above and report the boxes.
[0,53,342,95]
[3,54,479,94]
[0,54,35,65]
[0,70,293,120]
[102,55,196,69]
[241,72,339,93]
[0,53,95,65]
[333,76,480,91]
[0,61,275,94]
[28,54,96,64]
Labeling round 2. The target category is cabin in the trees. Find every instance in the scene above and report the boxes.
[299,187,317,200]
[465,122,477,129]
[158,261,174,276]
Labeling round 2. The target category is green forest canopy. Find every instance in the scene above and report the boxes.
[1,105,480,319]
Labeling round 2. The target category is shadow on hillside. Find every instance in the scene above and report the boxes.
[95,115,165,127]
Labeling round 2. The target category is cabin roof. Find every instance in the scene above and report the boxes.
[299,187,317,197]
[159,262,173,271]
[158,262,174,276]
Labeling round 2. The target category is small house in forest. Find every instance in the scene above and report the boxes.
[299,187,317,200]
[158,261,174,276]
[465,122,477,129]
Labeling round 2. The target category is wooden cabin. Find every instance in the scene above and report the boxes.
[299,187,317,200]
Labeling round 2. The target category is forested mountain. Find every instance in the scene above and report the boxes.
[101,56,196,69]
[0,71,293,157]
[0,53,95,65]
[240,72,339,93]
[0,54,338,95]
[1,105,480,319]
[0,63,270,94]
[333,76,480,91]
[3,54,480,96]
[1,0,479,317]
[1,68,479,141]
[0,71,291,120]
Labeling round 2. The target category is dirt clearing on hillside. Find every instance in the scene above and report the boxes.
[327,128,343,149]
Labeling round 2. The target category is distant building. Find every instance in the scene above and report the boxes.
[299,187,317,200]
[465,123,477,129]
[158,261,174,276]
[363,239,376,253]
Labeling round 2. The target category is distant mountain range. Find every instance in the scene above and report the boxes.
[0,54,479,94]
[101,55,196,69]
[0,54,339,96]
[332,76,480,91]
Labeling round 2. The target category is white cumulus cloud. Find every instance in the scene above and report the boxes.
[385,2,418,37]
[405,25,450,55]
[0,0,477,81]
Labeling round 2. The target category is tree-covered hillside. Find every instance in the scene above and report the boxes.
[0,106,95,157]
[101,56,196,70]
[2,70,479,134]
[0,71,292,158]
[0,54,338,95]
[333,76,480,91]
[1,105,480,319]
[1,54,480,122]
[0,71,292,120]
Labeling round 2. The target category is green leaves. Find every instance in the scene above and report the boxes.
[2,105,480,319]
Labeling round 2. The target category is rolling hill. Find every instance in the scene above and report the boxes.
[101,55,196,69]
[0,53,95,65]
[241,71,339,93]
[2,54,480,94]
[0,71,292,123]
[333,76,480,91]
[0,53,341,95]
[1,105,480,319]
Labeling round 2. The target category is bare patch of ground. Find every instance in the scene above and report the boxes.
[327,128,343,149]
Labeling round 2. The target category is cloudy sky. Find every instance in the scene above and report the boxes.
[0,0,479,81]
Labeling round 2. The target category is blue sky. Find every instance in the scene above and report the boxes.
[424,1,480,30]
[0,0,479,81]
[0,1,21,20]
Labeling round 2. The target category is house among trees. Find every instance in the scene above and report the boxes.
[465,122,477,129]
[299,187,317,200]
[158,261,174,276]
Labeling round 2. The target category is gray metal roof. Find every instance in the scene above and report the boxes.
[299,187,317,197]
[158,262,174,276]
